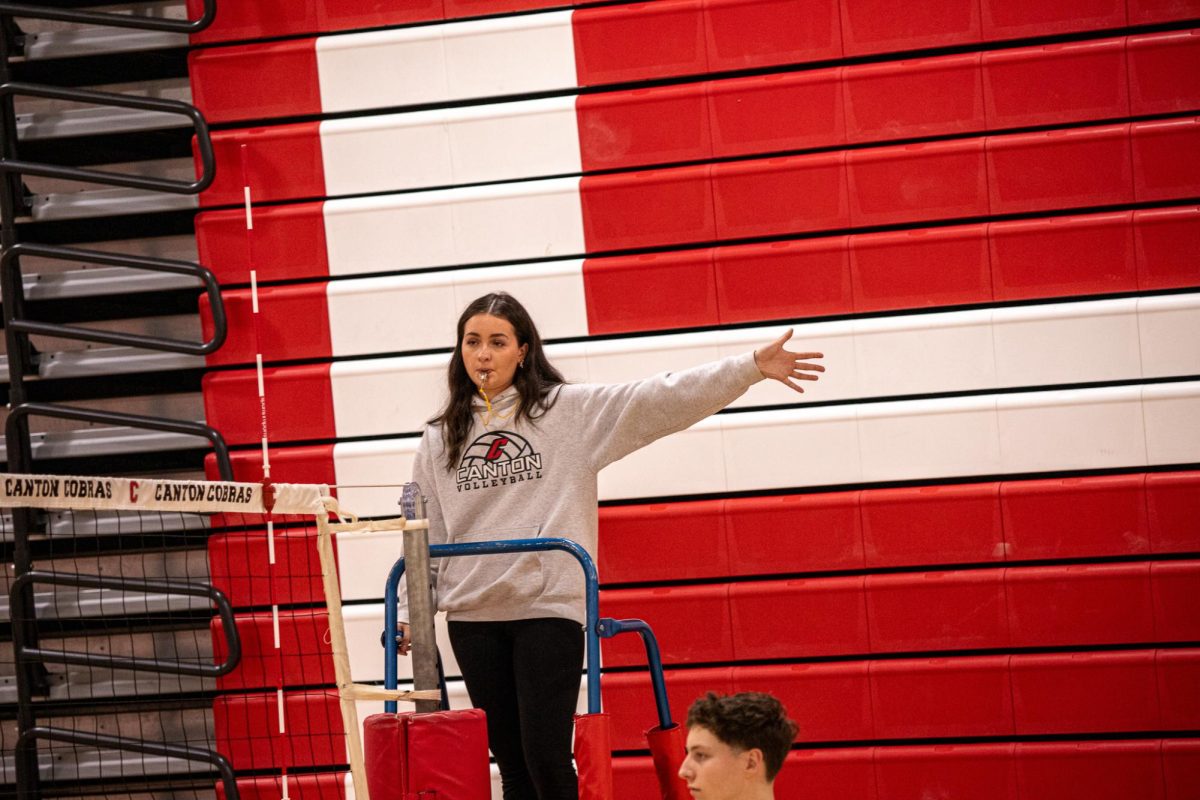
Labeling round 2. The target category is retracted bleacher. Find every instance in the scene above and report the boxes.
[183,0,1200,798]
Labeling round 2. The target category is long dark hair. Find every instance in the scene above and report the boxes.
[433,293,565,470]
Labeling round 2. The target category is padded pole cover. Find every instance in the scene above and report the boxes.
[574,713,614,800]
[646,724,690,800]
[363,710,489,800]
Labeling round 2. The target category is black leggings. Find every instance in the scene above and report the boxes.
[448,617,584,800]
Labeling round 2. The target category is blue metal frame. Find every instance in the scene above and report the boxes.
[384,538,600,714]
[382,536,676,730]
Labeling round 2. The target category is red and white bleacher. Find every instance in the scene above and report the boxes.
[191,0,1200,797]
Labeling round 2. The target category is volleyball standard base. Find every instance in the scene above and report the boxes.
[364,709,490,800]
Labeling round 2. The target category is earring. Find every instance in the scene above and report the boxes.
[519,360,525,368]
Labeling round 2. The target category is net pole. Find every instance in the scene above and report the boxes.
[315,513,370,800]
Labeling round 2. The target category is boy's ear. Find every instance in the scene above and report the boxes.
[744,747,765,779]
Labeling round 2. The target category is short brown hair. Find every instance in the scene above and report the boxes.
[686,692,798,781]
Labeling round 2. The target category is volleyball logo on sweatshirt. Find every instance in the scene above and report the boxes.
[456,430,543,492]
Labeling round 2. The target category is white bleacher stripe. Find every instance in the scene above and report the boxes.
[314,12,577,114]
[329,383,1200,513]
[992,297,1143,386]
[322,297,1194,438]
[996,385,1147,472]
[1138,294,1200,379]
[1142,381,1200,465]
[324,260,588,356]
[321,177,586,276]
[317,97,581,197]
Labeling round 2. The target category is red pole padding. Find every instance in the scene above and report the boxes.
[574,713,614,800]
[363,710,490,800]
[646,724,690,800]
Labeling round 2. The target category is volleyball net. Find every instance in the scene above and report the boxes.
[2,471,413,800]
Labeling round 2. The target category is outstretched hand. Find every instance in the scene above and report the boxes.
[754,329,825,394]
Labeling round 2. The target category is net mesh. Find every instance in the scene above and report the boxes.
[0,473,383,800]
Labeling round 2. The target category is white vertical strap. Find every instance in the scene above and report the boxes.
[272,604,281,649]
[250,270,260,313]
[244,185,254,230]
[256,354,265,397]
[277,688,286,733]
[261,437,271,476]
[281,773,290,800]
[267,519,276,565]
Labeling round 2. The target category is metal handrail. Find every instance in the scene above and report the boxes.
[5,402,235,481]
[0,82,215,193]
[16,726,236,800]
[10,570,242,676]
[1,242,228,355]
[597,617,674,729]
[0,1,216,33]
[384,537,602,715]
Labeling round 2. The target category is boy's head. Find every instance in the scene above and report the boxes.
[678,692,798,798]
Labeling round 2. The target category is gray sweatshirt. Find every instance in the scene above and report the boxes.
[397,351,764,625]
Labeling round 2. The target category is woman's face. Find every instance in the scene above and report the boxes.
[461,313,528,395]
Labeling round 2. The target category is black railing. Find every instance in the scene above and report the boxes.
[2,243,228,354]
[0,82,216,193]
[0,1,216,33]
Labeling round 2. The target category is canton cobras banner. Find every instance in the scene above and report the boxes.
[0,473,330,515]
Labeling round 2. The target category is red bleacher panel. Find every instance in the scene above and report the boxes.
[583,249,718,335]
[600,584,731,667]
[208,527,325,608]
[1005,563,1155,648]
[859,483,1003,568]
[1126,0,1200,24]
[213,690,345,770]
[839,0,981,56]
[603,667,733,750]
[1146,471,1200,551]
[444,0,563,16]
[572,0,707,86]
[847,138,988,226]
[730,576,869,660]
[849,224,990,312]
[1128,30,1200,116]
[1164,740,1200,800]
[779,749,877,800]
[707,69,846,158]
[874,743,1018,800]
[999,473,1148,559]
[1014,741,1165,800]
[724,491,864,575]
[203,365,336,446]
[981,38,1128,129]
[611,756,660,800]
[188,0,445,44]
[580,165,714,252]
[202,283,333,367]
[1158,649,1200,731]
[202,122,325,208]
[986,124,1133,214]
[734,662,873,742]
[870,656,1014,738]
[1152,562,1200,641]
[207,446,338,487]
[189,41,322,124]
[702,0,843,71]
[714,237,852,323]
[598,499,727,583]
[577,83,711,172]
[711,152,849,239]
[1010,650,1160,734]
[196,202,329,284]
[865,569,1009,652]
[1132,117,1200,202]
[213,611,335,690]
[989,212,1137,301]
[1134,207,1200,291]
[979,0,1126,40]
[842,53,984,143]
[216,773,347,800]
